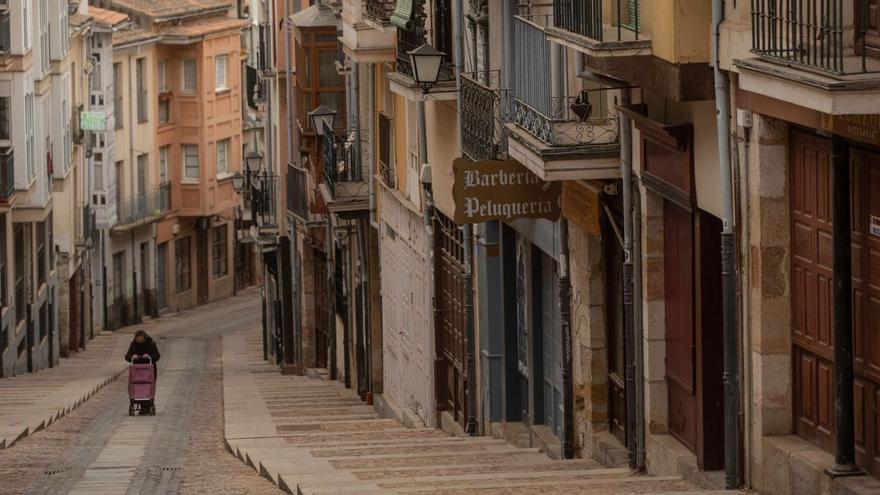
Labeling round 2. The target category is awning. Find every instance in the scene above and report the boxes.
[390,0,413,30]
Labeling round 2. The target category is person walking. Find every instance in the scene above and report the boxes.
[125,330,161,380]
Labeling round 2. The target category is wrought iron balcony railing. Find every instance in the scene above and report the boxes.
[77,204,97,245]
[365,0,395,23]
[461,71,510,161]
[552,0,640,42]
[751,0,876,75]
[512,15,620,148]
[322,128,364,196]
[0,146,12,203]
[115,183,171,228]
[286,164,309,221]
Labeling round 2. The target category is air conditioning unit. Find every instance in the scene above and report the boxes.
[172,223,180,235]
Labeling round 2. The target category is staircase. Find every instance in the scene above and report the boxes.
[224,331,729,494]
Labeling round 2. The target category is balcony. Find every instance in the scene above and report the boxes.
[286,164,309,221]
[339,0,396,62]
[319,130,369,213]
[0,146,13,204]
[460,71,508,161]
[364,0,395,25]
[505,15,621,181]
[111,183,171,233]
[736,0,880,114]
[544,0,650,57]
[387,0,457,100]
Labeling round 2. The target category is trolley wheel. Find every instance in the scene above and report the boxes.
[128,405,134,416]
[150,403,156,416]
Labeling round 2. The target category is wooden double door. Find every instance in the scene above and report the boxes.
[790,130,880,476]
[435,213,468,428]
[663,202,725,470]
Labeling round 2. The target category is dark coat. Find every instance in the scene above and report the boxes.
[125,334,161,364]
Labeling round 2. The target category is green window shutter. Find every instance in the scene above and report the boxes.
[391,0,414,30]
[627,0,639,30]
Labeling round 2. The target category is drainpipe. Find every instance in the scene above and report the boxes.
[283,0,302,372]
[352,63,362,182]
[367,64,378,228]
[451,0,477,437]
[829,136,859,476]
[632,178,645,470]
[559,218,574,459]
[712,0,740,487]
[619,86,636,469]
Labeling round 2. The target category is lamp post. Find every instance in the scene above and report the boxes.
[309,105,338,137]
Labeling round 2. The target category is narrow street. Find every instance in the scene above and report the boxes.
[0,289,282,495]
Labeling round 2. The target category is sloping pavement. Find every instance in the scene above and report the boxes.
[223,328,735,494]
[0,330,132,449]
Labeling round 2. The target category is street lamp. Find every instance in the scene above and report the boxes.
[309,105,338,136]
[407,43,445,93]
[245,152,263,174]
[230,171,246,194]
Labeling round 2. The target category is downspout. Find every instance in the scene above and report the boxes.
[559,218,574,459]
[416,98,436,416]
[352,63,362,182]
[712,0,740,487]
[452,0,476,436]
[738,114,754,485]
[632,176,645,471]
[619,87,637,469]
[128,53,137,325]
[367,64,378,228]
[283,0,301,371]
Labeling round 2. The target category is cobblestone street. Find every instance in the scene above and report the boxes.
[0,289,281,495]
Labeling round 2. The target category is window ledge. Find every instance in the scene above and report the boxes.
[216,172,234,181]
[214,88,231,95]
[181,179,200,185]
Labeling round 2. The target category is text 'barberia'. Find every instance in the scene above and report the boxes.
[452,158,561,225]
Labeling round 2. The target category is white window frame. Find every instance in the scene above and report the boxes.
[183,144,199,181]
[159,145,169,184]
[216,138,229,175]
[182,59,197,94]
[158,60,167,93]
[214,54,228,92]
[25,90,35,181]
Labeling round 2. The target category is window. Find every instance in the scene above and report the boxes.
[158,60,170,123]
[37,220,46,286]
[182,59,197,94]
[0,97,9,140]
[113,63,123,129]
[137,153,147,196]
[214,54,228,91]
[175,237,191,292]
[183,144,199,180]
[136,58,147,123]
[39,0,48,74]
[212,225,228,278]
[0,216,6,307]
[159,145,169,183]
[62,99,70,170]
[25,90,34,180]
[158,60,167,93]
[216,138,229,175]
[13,224,23,324]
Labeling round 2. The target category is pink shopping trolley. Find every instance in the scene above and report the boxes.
[128,356,156,416]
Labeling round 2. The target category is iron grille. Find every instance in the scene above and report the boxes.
[460,71,508,161]
[396,0,427,78]
[751,0,874,74]
[115,183,171,227]
[365,0,395,23]
[287,164,309,220]
[551,0,639,41]
[512,16,620,148]
[378,113,394,187]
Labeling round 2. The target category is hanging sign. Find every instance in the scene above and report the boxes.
[562,180,601,237]
[452,158,561,225]
[821,114,880,147]
[870,215,880,238]
[79,111,106,131]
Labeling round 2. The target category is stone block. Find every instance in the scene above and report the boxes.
[644,378,668,433]
[752,296,792,354]
[644,338,666,382]
[753,142,789,199]
[642,299,666,340]
[754,113,788,145]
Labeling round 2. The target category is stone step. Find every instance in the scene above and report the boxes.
[303,437,511,458]
[275,418,403,434]
[326,448,544,470]
[268,405,378,417]
[273,413,381,425]
[392,474,699,494]
[346,458,600,481]
[283,431,489,448]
